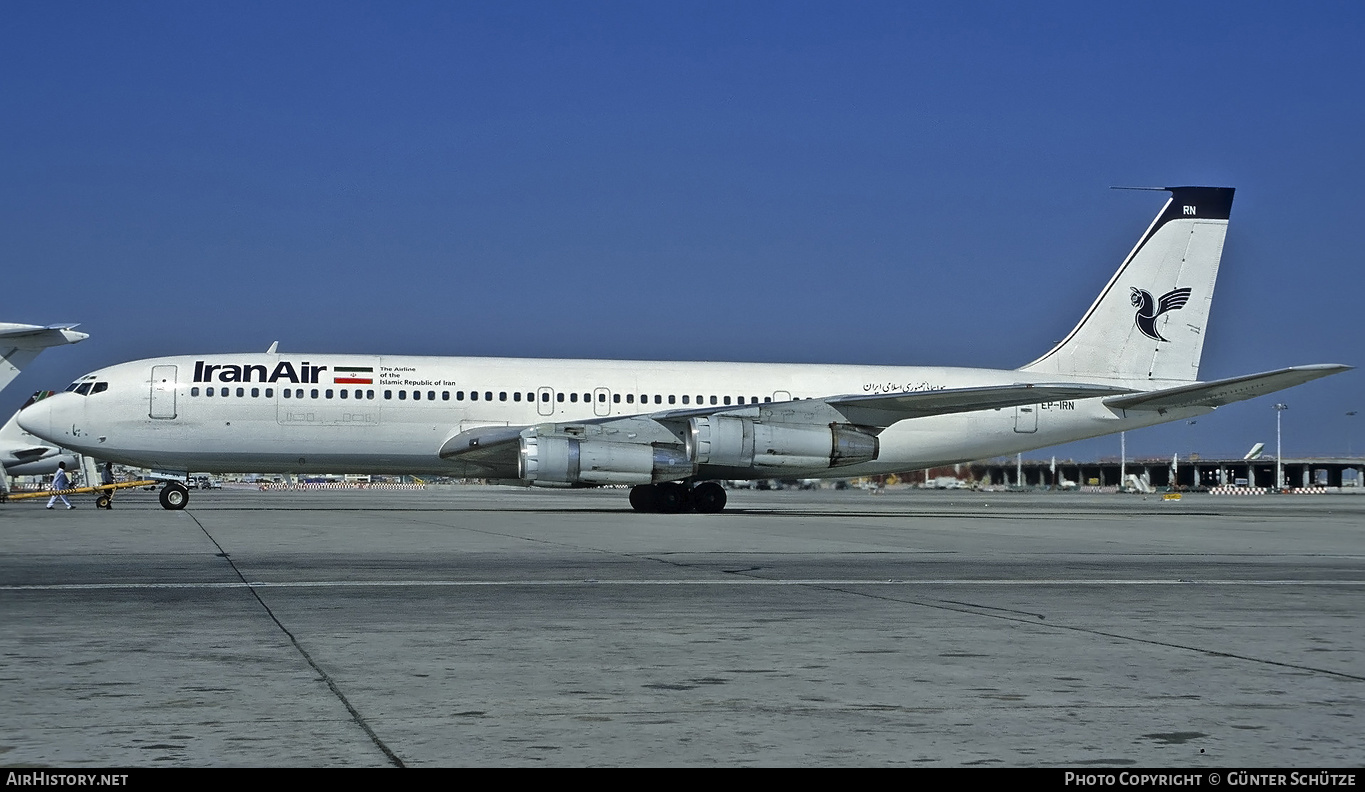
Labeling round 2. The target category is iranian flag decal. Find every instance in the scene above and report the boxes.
[333,366,374,385]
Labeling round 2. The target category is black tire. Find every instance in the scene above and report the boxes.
[655,482,687,513]
[95,495,112,510]
[159,483,189,510]
[629,484,658,512]
[692,481,727,513]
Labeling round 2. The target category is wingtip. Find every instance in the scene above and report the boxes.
[1296,363,1354,373]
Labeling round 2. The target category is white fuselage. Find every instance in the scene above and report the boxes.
[19,353,1208,479]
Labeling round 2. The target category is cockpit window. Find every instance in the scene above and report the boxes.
[91,382,108,394]
[66,376,99,395]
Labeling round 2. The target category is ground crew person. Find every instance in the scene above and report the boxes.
[47,461,74,510]
[99,462,115,508]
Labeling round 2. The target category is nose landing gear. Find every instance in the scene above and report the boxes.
[628,481,727,513]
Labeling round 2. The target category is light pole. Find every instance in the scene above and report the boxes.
[1275,403,1289,490]
[1120,431,1126,490]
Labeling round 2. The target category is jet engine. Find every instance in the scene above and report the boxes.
[519,432,694,486]
[686,416,878,470]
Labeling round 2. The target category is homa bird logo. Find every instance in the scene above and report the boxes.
[1129,286,1192,342]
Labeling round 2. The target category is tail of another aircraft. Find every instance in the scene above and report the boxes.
[1,392,80,481]
[0,323,89,396]
[1019,187,1234,384]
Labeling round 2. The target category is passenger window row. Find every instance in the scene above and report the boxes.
[191,386,285,398]
[190,387,386,399]
[614,394,775,405]
[185,386,786,406]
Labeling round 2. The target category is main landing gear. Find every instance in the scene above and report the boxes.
[629,481,727,513]
[159,481,189,510]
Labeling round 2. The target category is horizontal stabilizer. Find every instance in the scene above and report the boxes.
[9,446,53,459]
[826,382,1135,428]
[1103,364,1352,411]
[0,323,89,348]
[1,327,89,398]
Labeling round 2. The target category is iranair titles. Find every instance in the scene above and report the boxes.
[193,361,329,384]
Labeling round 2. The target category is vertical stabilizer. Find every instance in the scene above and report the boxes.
[1019,187,1234,384]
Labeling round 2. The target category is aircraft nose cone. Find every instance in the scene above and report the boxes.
[17,397,56,441]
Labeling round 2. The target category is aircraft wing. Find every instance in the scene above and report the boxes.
[816,382,1134,428]
[577,382,1134,428]
[1103,364,1352,412]
[437,382,1135,471]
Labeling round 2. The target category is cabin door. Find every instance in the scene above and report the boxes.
[150,365,178,419]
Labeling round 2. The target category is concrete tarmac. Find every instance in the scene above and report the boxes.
[2,485,1362,767]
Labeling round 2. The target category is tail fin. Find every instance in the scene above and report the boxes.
[1019,187,1234,384]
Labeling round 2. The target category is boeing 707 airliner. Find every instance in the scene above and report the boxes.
[17,187,1350,511]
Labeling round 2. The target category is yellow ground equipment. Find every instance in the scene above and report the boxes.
[3,480,158,509]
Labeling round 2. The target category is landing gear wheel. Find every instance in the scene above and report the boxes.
[159,483,189,510]
[95,494,112,510]
[629,484,658,513]
[692,481,727,513]
[655,482,688,513]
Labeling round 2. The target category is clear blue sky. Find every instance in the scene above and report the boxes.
[2,1,1361,461]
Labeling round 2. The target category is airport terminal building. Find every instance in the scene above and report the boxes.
[969,456,1364,491]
